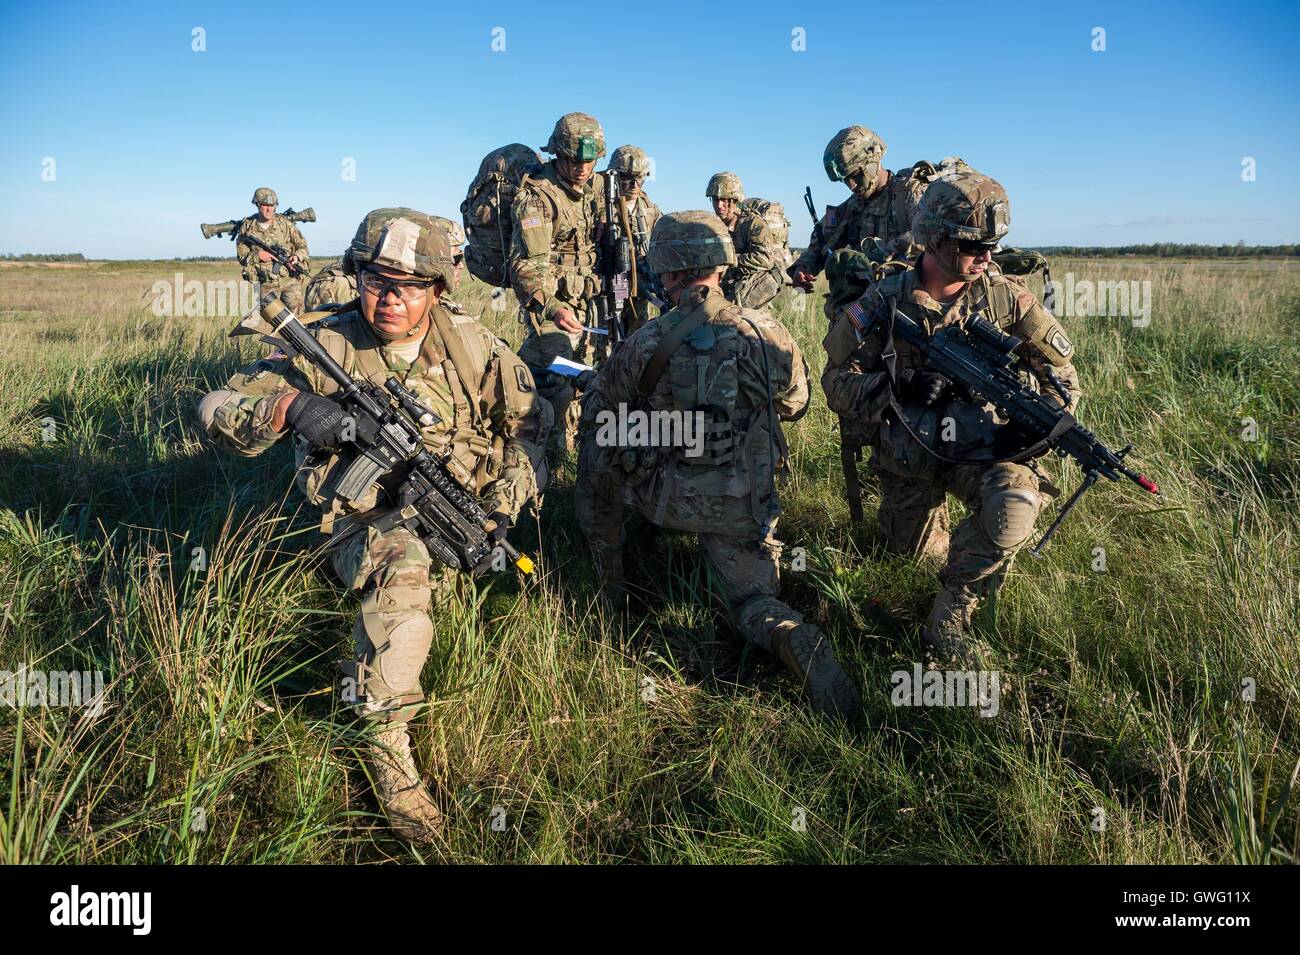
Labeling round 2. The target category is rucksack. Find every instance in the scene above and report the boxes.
[740,197,793,269]
[461,144,543,288]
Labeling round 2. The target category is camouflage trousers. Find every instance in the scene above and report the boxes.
[328,522,453,724]
[517,302,596,459]
[575,449,814,654]
[872,453,1052,601]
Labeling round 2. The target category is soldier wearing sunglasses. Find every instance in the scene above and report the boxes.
[821,171,1081,666]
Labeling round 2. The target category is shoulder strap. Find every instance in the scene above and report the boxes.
[637,292,726,397]
[427,303,486,425]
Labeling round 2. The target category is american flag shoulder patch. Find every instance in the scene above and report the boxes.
[841,300,871,332]
[521,216,542,229]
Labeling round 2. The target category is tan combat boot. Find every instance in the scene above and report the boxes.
[921,586,989,669]
[368,723,443,844]
[771,624,862,718]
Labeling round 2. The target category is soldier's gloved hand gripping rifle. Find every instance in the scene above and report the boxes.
[235,294,535,576]
[837,292,1160,554]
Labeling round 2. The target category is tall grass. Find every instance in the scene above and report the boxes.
[0,258,1295,863]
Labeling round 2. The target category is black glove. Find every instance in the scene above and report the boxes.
[575,369,599,392]
[896,369,951,407]
[283,392,351,448]
[471,512,513,577]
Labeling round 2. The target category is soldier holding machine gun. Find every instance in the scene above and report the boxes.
[201,187,312,311]
[198,208,550,844]
[822,170,1157,665]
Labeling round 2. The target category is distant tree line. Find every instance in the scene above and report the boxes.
[0,252,86,261]
[1035,243,1299,258]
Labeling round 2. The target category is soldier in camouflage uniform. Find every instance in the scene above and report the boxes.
[822,171,1081,664]
[304,257,357,311]
[789,127,938,290]
[705,172,783,310]
[576,211,861,717]
[199,208,551,843]
[606,145,663,335]
[431,216,471,316]
[510,112,609,462]
[237,187,310,312]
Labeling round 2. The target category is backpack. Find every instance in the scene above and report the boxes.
[740,197,794,269]
[461,144,543,288]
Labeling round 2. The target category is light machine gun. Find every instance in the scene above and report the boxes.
[837,293,1160,554]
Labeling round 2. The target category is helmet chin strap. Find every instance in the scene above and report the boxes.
[371,304,431,342]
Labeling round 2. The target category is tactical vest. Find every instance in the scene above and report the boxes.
[631,290,786,526]
[520,165,601,302]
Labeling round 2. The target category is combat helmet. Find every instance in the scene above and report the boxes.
[343,208,456,286]
[911,170,1011,249]
[822,126,886,184]
[542,113,606,161]
[252,187,279,206]
[647,211,737,275]
[431,215,466,251]
[705,172,744,201]
[608,145,652,178]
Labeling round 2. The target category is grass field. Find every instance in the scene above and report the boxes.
[0,256,1296,864]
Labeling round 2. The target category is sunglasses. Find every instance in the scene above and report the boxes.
[358,269,437,300]
[956,239,999,255]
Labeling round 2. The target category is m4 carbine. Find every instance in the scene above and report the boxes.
[201,208,315,279]
[234,294,535,576]
[838,293,1160,553]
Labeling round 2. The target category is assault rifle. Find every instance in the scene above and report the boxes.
[838,294,1160,553]
[592,174,631,362]
[201,208,315,279]
[234,294,535,576]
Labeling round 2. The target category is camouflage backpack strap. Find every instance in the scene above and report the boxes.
[426,303,488,430]
[637,290,727,397]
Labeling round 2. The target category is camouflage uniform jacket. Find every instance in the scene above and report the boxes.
[509,162,603,321]
[204,305,548,527]
[792,163,934,277]
[236,214,309,285]
[721,208,781,307]
[822,258,1081,462]
[581,285,810,526]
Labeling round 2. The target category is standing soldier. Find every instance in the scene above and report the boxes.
[821,171,1081,664]
[198,208,551,843]
[705,172,783,310]
[576,211,861,718]
[789,126,939,291]
[510,112,608,462]
[606,145,662,335]
[238,187,310,311]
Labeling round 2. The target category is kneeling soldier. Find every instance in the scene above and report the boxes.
[199,208,550,843]
[822,171,1081,663]
[576,210,861,717]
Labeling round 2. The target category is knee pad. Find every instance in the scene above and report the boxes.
[981,488,1041,549]
[197,389,237,433]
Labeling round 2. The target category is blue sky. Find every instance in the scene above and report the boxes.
[1,0,1296,258]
